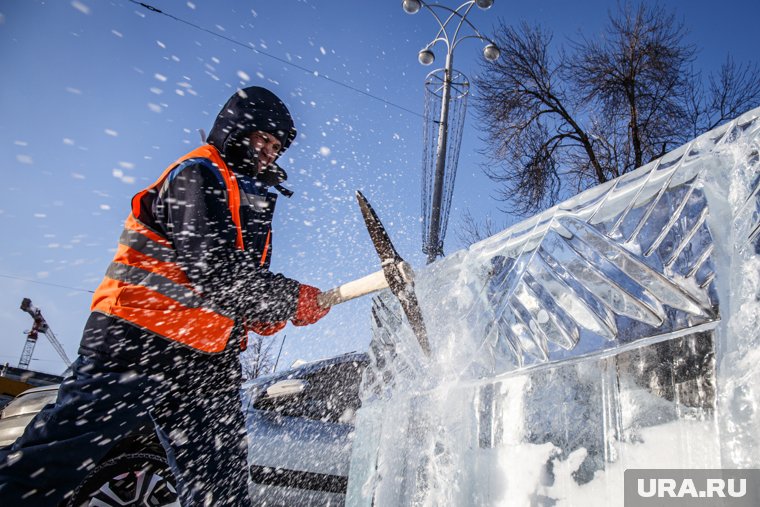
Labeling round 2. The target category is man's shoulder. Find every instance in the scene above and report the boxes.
[165,156,226,187]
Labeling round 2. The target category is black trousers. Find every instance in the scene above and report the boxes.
[0,312,250,506]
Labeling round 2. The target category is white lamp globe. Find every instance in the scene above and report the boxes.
[418,49,435,65]
[403,0,422,14]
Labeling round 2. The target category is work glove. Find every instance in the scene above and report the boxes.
[247,321,287,336]
[291,284,330,326]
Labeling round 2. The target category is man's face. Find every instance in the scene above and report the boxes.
[247,130,282,173]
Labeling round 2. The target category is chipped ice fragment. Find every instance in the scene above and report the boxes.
[71,1,90,15]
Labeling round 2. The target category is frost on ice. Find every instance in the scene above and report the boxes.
[347,107,760,506]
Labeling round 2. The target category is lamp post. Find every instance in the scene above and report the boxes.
[403,0,500,264]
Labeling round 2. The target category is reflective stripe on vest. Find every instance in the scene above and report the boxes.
[260,230,271,267]
[91,144,244,353]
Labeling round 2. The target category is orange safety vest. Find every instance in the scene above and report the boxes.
[91,144,270,353]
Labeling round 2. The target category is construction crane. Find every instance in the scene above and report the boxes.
[19,298,73,372]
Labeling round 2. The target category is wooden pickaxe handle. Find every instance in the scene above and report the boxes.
[316,261,414,308]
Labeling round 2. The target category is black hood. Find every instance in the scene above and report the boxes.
[207,86,297,163]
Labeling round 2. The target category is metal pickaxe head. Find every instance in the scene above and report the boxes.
[355,191,431,356]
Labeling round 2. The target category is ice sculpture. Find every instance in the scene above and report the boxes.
[347,107,760,506]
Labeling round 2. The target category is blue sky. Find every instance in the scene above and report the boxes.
[1,0,758,375]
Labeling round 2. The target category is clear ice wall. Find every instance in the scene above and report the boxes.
[347,108,760,506]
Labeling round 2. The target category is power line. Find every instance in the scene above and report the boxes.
[0,274,95,294]
[127,1,425,119]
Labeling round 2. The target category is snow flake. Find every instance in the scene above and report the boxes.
[237,70,251,81]
[63,138,75,145]
[71,1,90,15]
[99,204,111,210]
[319,146,331,157]
[16,154,33,165]
[66,87,82,95]
[187,2,196,9]
[154,73,168,82]
[0,13,5,25]
[111,29,122,38]
[14,140,28,146]
[320,47,327,55]
[157,40,166,49]
[33,213,47,218]
[148,103,162,113]
[104,129,118,137]
[71,172,86,180]
[113,168,136,184]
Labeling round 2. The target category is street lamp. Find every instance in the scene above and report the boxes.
[403,0,499,264]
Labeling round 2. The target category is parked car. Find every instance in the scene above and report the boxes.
[0,384,60,448]
[0,352,368,506]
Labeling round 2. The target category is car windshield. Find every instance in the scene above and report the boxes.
[1,388,59,419]
[253,360,365,424]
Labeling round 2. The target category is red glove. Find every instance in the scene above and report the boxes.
[291,284,330,326]
[247,321,286,336]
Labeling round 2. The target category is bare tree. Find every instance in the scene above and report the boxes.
[474,2,760,217]
[240,333,278,380]
[686,56,760,139]
[457,208,498,246]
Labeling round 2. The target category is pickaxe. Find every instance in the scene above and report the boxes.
[316,191,431,356]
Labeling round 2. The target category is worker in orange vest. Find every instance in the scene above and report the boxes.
[0,87,329,506]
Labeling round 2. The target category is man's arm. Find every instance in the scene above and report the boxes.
[155,161,300,322]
